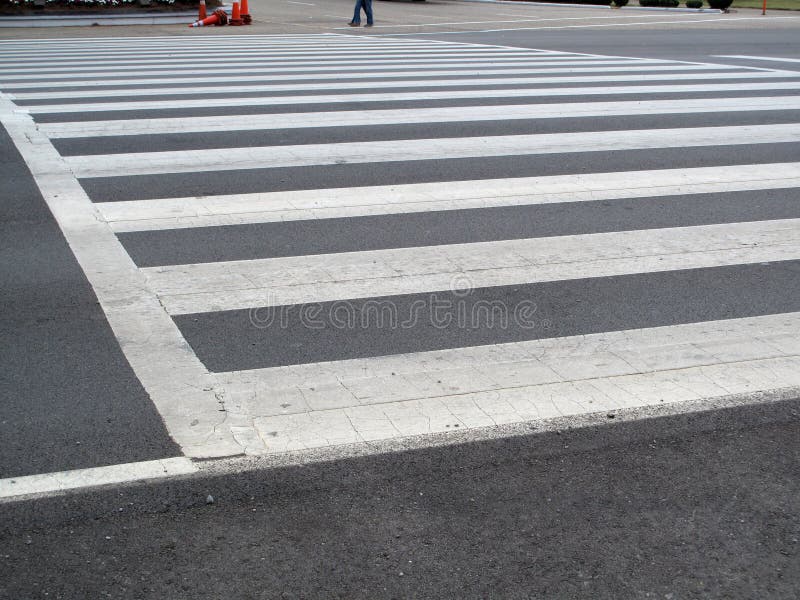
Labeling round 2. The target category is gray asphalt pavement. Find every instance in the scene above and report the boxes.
[177,261,800,371]
[1,398,799,599]
[118,188,800,266]
[0,125,179,479]
[423,28,800,63]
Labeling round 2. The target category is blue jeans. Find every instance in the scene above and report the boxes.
[351,0,373,25]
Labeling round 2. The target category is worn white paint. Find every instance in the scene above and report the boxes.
[100,163,800,232]
[14,69,793,101]
[0,458,197,500]
[144,218,800,314]
[25,81,800,114]
[41,96,800,138]
[65,123,800,178]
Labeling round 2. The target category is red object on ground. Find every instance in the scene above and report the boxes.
[188,8,228,27]
[241,0,251,24]
[198,0,206,20]
[230,1,243,25]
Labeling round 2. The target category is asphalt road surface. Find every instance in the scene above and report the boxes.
[0,2,799,597]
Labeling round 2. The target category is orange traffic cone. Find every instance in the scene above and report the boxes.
[229,1,243,25]
[241,0,251,24]
[198,0,206,20]
[188,7,228,26]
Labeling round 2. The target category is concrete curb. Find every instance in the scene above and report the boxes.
[0,9,199,27]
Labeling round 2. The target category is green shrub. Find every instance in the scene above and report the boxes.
[685,0,702,6]
[639,0,679,6]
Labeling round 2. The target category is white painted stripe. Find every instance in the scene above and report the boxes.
[0,43,520,53]
[0,37,515,49]
[0,44,536,66]
[0,97,242,460]
[243,356,800,454]
[0,39,520,62]
[145,219,800,314]
[44,97,800,139]
[0,56,656,81]
[65,124,800,178]
[0,50,564,72]
[0,33,414,44]
[213,312,800,422]
[100,163,800,233]
[0,51,596,73]
[0,47,536,64]
[6,62,719,92]
[0,458,197,500]
[0,57,640,80]
[28,81,800,114]
[0,59,669,87]
[715,55,800,64]
[13,70,793,101]
[0,44,472,56]
[221,312,800,390]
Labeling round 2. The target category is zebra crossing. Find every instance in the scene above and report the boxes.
[1,34,799,459]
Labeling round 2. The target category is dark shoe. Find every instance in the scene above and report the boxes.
[348,21,360,26]
[365,23,373,27]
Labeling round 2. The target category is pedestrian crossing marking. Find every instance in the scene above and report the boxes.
[97,163,800,233]
[22,82,800,114]
[1,34,798,459]
[15,70,796,103]
[40,97,800,138]
[145,219,800,314]
[63,124,800,178]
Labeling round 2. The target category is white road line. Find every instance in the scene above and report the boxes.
[0,43,557,59]
[0,57,641,80]
[243,357,800,453]
[0,46,524,63]
[219,312,800,391]
[0,97,239,459]
[715,55,800,64]
[13,70,793,101]
[0,56,664,81]
[0,51,561,72]
[43,97,800,139]
[213,313,800,422]
[64,124,800,178]
[0,36,514,48]
[211,311,800,453]
[99,163,800,232]
[0,458,197,501]
[6,63,720,92]
[145,219,800,314]
[28,81,800,114]
[0,59,669,87]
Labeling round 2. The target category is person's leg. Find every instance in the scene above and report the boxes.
[363,0,373,25]
[350,0,361,24]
